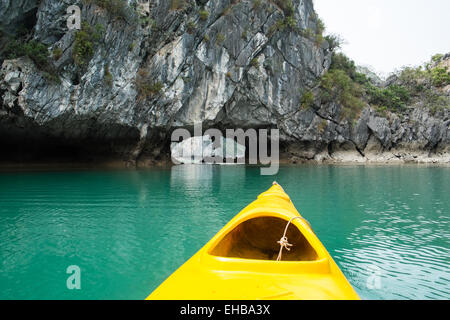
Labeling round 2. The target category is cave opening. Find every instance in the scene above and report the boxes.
[22,8,39,32]
[0,121,142,167]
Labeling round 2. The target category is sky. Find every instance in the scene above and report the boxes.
[314,0,450,77]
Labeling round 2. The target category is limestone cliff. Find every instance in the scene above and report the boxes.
[0,0,448,165]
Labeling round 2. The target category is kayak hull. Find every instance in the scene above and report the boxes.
[147,184,360,300]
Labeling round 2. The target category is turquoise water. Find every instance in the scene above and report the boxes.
[0,165,449,300]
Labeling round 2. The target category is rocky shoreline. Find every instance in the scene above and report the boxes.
[286,151,450,165]
[1,149,448,171]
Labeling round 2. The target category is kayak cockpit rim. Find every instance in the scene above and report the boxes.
[201,209,330,272]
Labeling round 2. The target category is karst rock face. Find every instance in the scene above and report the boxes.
[0,0,448,164]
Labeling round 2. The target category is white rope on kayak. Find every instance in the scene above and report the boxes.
[272,182,313,262]
[276,216,304,261]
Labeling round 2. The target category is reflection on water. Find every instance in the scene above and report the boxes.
[0,165,449,300]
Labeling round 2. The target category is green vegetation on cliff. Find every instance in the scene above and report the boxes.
[386,54,450,113]
[314,51,449,121]
[170,0,186,11]
[73,22,104,67]
[2,39,60,83]
[3,40,49,68]
[136,69,163,101]
[317,53,365,121]
[83,0,129,20]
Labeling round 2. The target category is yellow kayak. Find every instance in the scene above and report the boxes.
[147,183,360,300]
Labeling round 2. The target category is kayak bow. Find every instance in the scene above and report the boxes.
[147,183,360,300]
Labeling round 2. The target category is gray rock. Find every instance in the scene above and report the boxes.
[352,107,371,150]
[0,0,40,35]
[34,0,82,45]
[171,135,246,164]
[0,0,449,164]
[367,116,392,148]
[356,65,383,86]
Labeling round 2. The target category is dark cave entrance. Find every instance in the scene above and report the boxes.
[0,119,142,166]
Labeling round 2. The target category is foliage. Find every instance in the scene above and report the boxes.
[397,60,450,89]
[429,67,450,87]
[136,69,163,100]
[320,69,365,121]
[318,50,449,118]
[329,53,410,112]
[385,55,450,111]
[73,29,94,66]
[216,33,225,45]
[318,119,328,133]
[170,0,186,11]
[52,47,63,61]
[397,66,426,89]
[329,53,369,85]
[250,57,260,68]
[252,0,262,10]
[375,105,388,118]
[221,5,232,16]
[270,5,325,42]
[82,0,129,20]
[187,20,197,34]
[366,84,410,111]
[300,28,314,40]
[199,9,209,21]
[424,90,450,115]
[42,71,61,84]
[104,63,113,87]
[316,18,325,35]
[73,22,104,67]
[3,39,61,83]
[140,17,158,32]
[268,0,297,32]
[330,53,357,78]
[266,5,275,14]
[300,90,314,110]
[431,54,444,63]
[324,34,342,51]
[4,40,49,68]
[314,18,325,45]
[273,0,295,16]
[284,15,297,30]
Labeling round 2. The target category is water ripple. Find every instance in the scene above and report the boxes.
[0,166,449,299]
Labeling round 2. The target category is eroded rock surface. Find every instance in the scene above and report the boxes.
[0,0,449,165]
